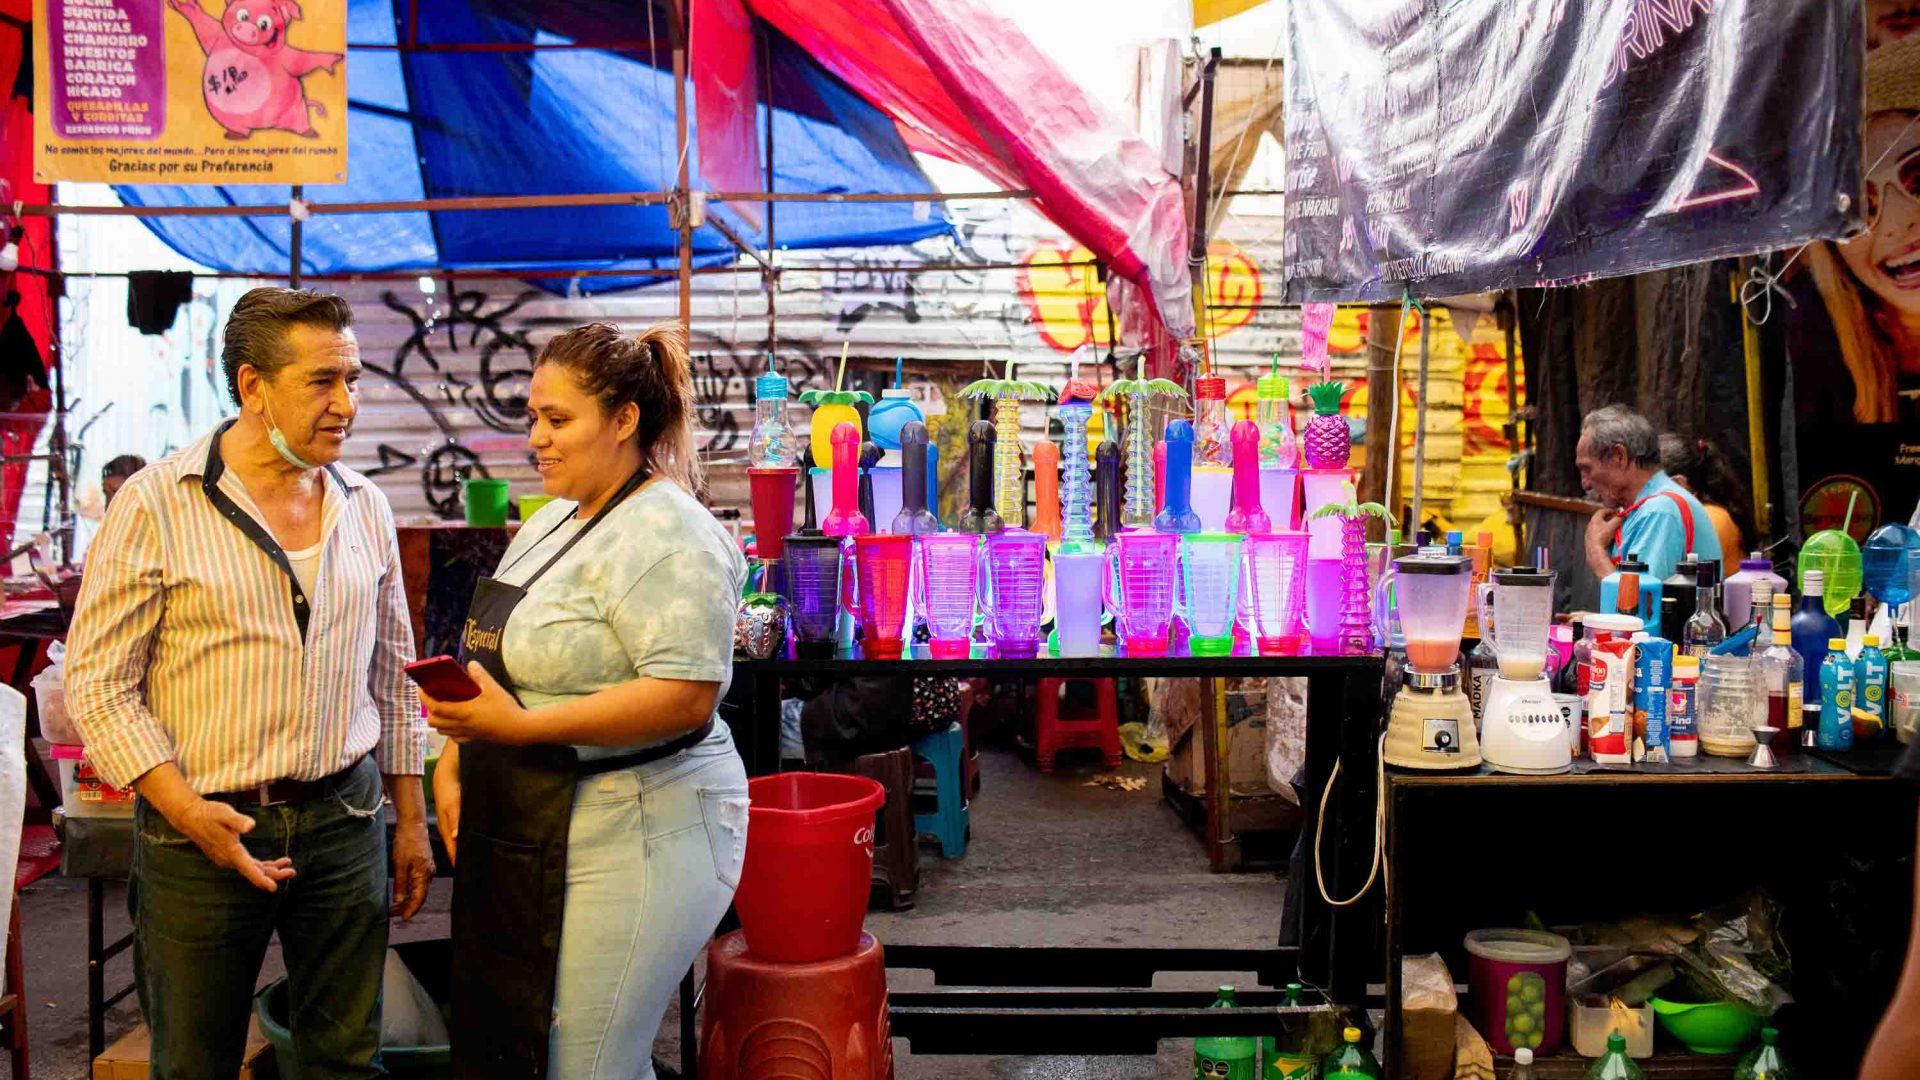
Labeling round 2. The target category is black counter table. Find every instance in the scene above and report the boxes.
[722,641,1387,1065]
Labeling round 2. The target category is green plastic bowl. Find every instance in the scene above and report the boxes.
[256,939,453,1079]
[1647,995,1763,1055]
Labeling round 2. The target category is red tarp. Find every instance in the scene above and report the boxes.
[692,0,1194,339]
[0,6,55,546]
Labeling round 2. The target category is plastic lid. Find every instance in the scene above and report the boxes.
[881,387,913,399]
[1761,1027,1778,1043]
[1196,375,1227,400]
[755,373,789,400]
[1447,530,1464,545]
[1804,569,1825,589]
[1514,1048,1534,1065]
[1865,635,1881,647]
[1830,638,1848,649]
[1740,552,1771,570]
[1463,928,1572,964]
[1674,654,1700,675]
[1257,368,1290,399]
[1493,566,1553,586]
[1394,552,1472,575]
[1343,1026,1362,1044]
[1619,554,1648,572]
[1773,593,1790,606]
[1584,613,1647,633]
[1608,1033,1627,1050]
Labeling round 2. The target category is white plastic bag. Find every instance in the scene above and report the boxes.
[380,948,449,1049]
[32,641,78,746]
[0,684,24,996]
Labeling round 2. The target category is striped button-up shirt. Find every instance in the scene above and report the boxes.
[67,426,427,793]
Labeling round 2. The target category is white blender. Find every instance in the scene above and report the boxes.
[1384,552,1482,769]
[1475,567,1571,774]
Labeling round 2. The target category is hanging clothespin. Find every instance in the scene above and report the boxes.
[288,196,312,222]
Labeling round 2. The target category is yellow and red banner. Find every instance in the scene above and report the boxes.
[33,0,347,184]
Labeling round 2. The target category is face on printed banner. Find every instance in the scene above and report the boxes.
[32,0,348,184]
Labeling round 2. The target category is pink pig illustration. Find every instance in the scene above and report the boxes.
[168,0,342,139]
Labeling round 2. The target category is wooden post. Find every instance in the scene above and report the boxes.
[1735,261,1772,543]
[1200,675,1238,872]
[1361,304,1401,540]
[1187,48,1221,341]
[669,1,692,332]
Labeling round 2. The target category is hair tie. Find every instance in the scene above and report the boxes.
[1696,438,1707,452]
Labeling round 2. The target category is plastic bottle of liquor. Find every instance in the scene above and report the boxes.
[1683,561,1727,658]
[1757,596,1803,756]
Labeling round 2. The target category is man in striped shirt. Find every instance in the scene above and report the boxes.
[68,288,432,1080]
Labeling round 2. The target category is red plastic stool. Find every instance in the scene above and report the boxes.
[1035,678,1121,774]
[699,929,893,1080]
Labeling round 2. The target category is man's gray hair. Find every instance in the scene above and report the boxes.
[221,287,355,407]
[1580,404,1660,467]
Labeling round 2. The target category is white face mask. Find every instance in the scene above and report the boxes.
[262,396,319,471]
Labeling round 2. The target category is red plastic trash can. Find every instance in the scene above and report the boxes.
[736,773,886,962]
[699,930,893,1080]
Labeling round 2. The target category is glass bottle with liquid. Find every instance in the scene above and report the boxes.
[1757,596,1803,756]
[1683,561,1728,658]
[1791,571,1842,679]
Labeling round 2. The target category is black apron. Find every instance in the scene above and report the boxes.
[448,468,714,1080]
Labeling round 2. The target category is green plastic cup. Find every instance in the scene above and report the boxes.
[463,478,510,527]
[519,493,556,521]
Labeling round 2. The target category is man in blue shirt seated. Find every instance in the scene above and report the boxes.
[1577,404,1722,583]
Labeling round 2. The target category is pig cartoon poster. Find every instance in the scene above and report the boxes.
[32,0,347,184]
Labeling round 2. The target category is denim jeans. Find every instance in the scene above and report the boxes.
[549,724,748,1080]
[131,756,389,1080]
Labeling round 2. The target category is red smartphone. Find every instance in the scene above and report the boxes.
[404,655,482,702]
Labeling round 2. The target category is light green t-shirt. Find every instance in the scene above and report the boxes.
[495,480,747,760]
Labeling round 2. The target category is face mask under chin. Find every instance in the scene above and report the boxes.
[263,398,320,471]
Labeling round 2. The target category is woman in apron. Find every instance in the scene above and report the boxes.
[420,323,749,1080]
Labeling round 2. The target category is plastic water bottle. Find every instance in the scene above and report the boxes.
[1584,1033,1646,1079]
[1819,640,1856,750]
[1510,1047,1537,1080]
[747,373,797,468]
[1858,635,1890,741]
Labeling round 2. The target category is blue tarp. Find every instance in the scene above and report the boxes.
[116,0,948,292]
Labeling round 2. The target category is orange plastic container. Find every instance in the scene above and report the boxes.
[736,773,886,962]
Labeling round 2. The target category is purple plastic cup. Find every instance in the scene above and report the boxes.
[918,533,981,658]
[984,529,1047,655]
[783,535,845,658]
[1106,531,1179,656]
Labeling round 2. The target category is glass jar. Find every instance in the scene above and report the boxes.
[1698,654,1762,757]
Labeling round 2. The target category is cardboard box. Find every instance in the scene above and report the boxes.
[94,1017,277,1080]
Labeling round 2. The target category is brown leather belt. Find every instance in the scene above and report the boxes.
[207,755,370,809]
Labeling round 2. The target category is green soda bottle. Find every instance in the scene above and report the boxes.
[1263,982,1322,1079]
[1734,1027,1796,1079]
[1195,985,1258,1080]
[1583,1033,1646,1080]
[1321,1026,1381,1078]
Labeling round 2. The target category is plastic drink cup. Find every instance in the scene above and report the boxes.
[783,536,845,658]
[1245,532,1310,655]
[853,535,913,659]
[463,478,510,527]
[1052,550,1105,657]
[983,530,1047,655]
[1181,533,1243,656]
[1107,531,1179,656]
[747,467,800,561]
[917,534,980,658]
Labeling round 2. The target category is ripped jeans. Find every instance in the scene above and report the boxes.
[131,755,390,1080]
[549,724,749,1080]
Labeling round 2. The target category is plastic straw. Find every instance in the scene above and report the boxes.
[1843,489,1859,536]
[835,342,848,391]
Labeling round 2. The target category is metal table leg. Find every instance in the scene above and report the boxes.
[88,877,103,1061]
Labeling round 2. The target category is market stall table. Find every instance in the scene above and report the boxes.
[725,642,1387,1065]
[1377,752,1915,1078]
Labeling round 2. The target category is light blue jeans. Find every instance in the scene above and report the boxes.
[549,723,749,1080]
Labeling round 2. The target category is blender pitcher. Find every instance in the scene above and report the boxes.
[1393,553,1473,673]
[1107,531,1180,655]
[1181,533,1243,656]
[1476,567,1556,682]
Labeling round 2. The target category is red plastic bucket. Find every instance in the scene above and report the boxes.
[736,773,886,963]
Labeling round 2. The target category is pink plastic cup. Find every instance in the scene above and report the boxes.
[984,530,1047,655]
[1106,531,1179,656]
[1245,532,1310,655]
[853,535,913,659]
[918,534,980,658]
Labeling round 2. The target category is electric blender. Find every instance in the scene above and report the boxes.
[1475,566,1570,774]
[1383,552,1481,769]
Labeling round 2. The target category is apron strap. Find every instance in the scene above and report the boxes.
[1610,489,1696,565]
[500,466,652,589]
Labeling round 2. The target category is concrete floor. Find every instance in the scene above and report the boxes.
[16,746,1285,1079]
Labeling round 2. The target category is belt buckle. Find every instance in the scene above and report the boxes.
[256,782,284,808]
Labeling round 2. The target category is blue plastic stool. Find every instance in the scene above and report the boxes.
[911,722,970,859]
